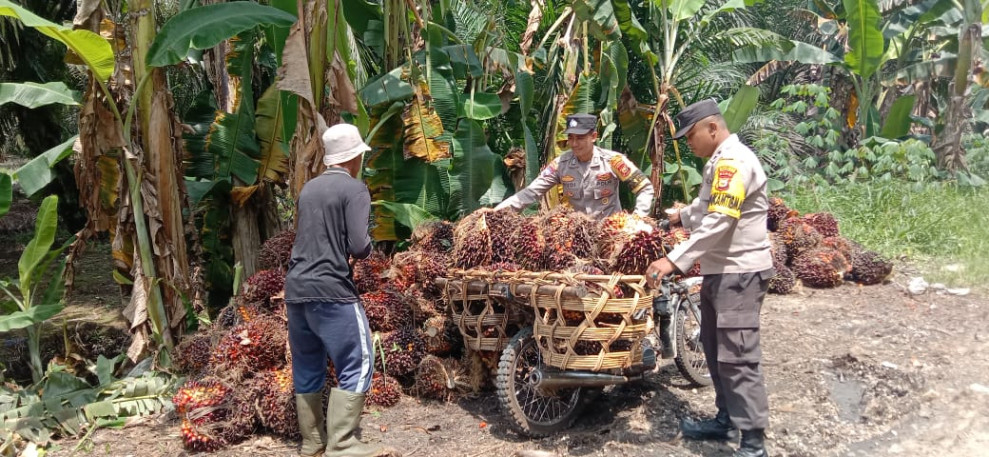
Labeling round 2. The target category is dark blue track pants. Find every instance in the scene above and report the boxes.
[287,300,375,394]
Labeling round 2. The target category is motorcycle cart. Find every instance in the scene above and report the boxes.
[436,269,709,436]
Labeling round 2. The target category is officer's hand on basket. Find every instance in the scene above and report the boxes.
[646,258,676,288]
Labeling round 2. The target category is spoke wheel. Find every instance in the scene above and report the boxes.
[674,292,713,387]
[495,328,588,436]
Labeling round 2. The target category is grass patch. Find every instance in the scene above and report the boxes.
[781,180,989,291]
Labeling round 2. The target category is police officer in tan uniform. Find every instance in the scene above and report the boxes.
[646,99,774,457]
[495,113,654,218]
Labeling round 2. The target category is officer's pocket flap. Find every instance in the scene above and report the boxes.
[716,310,760,329]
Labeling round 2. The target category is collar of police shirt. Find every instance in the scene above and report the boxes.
[563,146,604,164]
[706,134,741,165]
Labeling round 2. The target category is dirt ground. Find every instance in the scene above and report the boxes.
[22,252,985,457]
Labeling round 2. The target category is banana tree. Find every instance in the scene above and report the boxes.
[149,1,296,308]
[0,0,178,354]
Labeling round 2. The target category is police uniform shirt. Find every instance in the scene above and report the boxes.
[667,134,773,275]
[496,147,654,218]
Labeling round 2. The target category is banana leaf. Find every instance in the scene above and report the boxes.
[843,0,884,79]
[0,82,79,109]
[0,0,114,83]
[448,119,497,217]
[14,135,78,197]
[573,0,622,40]
[402,84,451,162]
[880,95,916,138]
[255,86,291,184]
[146,2,296,67]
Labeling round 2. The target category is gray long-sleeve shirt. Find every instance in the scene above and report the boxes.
[285,168,372,303]
[668,134,773,275]
[495,146,654,218]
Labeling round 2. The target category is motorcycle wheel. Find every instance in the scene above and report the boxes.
[674,292,713,387]
[495,327,589,436]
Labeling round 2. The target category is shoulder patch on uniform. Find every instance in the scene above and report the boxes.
[608,155,633,180]
[708,162,745,219]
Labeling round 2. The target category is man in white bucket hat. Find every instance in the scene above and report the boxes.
[285,123,399,457]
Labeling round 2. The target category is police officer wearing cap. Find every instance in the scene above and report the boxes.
[495,113,654,218]
[645,99,774,457]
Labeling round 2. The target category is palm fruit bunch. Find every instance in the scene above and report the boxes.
[361,290,411,333]
[769,265,797,294]
[769,233,789,267]
[389,249,449,298]
[254,367,299,439]
[413,355,461,400]
[209,315,288,375]
[452,208,495,268]
[258,229,296,271]
[485,209,526,264]
[485,261,520,272]
[421,315,460,356]
[802,212,840,237]
[375,328,426,377]
[537,207,598,270]
[174,378,255,451]
[597,212,664,275]
[353,250,391,294]
[173,332,213,375]
[777,217,823,260]
[213,303,242,329]
[513,216,546,270]
[366,372,402,407]
[792,248,851,288]
[241,269,285,310]
[767,197,796,231]
[848,250,893,285]
[662,226,691,248]
[411,220,454,254]
[820,236,858,263]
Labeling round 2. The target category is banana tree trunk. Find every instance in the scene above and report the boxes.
[933,23,978,173]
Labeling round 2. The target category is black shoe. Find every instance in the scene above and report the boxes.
[733,428,768,457]
[659,316,674,359]
[680,409,738,441]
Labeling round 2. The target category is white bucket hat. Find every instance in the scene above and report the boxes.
[322,123,371,166]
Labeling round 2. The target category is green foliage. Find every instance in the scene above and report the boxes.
[0,172,9,218]
[963,133,989,179]
[0,82,79,109]
[145,2,297,67]
[0,357,174,449]
[0,195,69,384]
[783,180,989,290]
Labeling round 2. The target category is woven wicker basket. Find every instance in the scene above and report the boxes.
[440,270,653,371]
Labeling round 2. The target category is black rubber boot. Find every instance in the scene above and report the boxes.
[733,429,768,457]
[658,315,674,358]
[680,409,738,441]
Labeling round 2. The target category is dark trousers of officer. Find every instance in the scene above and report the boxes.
[699,270,773,431]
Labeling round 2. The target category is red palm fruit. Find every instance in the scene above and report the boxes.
[353,250,391,294]
[242,269,285,310]
[255,367,299,439]
[513,216,546,270]
[361,290,411,333]
[411,220,454,254]
[769,264,797,294]
[365,373,402,407]
[375,328,426,377]
[209,315,287,374]
[452,209,495,268]
[802,212,840,237]
[777,217,823,259]
[792,248,850,288]
[849,250,893,285]
[259,229,296,271]
[767,197,796,232]
[174,333,213,375]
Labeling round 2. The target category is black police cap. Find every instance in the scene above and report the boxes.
[563,113,597,135]
[673,99,722,139]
